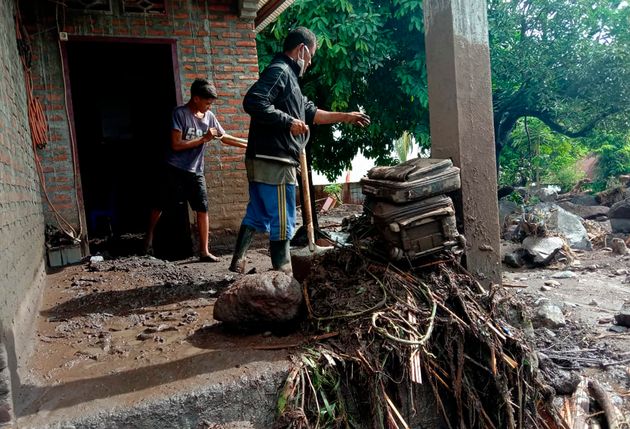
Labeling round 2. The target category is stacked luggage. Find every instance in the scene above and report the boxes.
[361,158,466,261]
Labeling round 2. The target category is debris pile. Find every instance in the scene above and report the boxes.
[275,247,567,429]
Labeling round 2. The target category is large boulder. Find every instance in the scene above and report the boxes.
[533,203,592,250]
[558,201,609,220]
[609,198,630,233]
[214,271,303,324]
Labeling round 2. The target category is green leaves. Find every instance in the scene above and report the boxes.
[256,0,430,180]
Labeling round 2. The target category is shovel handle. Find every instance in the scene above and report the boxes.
[299,149,316,252]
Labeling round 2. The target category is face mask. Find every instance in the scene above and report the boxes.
[297,45,310,77]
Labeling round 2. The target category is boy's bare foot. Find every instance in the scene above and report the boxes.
[199,253,220,263]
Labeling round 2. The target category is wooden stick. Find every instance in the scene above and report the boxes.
[299,149,316,252]
[573,377,590,429]
[588,379,623,429]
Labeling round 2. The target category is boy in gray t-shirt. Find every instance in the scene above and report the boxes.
[145,78,245,261]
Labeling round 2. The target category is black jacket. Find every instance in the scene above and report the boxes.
[243,53,317,165]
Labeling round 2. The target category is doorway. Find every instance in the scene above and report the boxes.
[66,40,192,259]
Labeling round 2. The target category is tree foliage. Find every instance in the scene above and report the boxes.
[498,117,588,191]
[256,0,430,180]
[256,0,630,181]
[488,0,630,161]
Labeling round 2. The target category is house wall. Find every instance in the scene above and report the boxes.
[27,0,258,236]
[0,0,47,423]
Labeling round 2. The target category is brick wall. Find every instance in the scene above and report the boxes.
[27,0,258,235]
[0,0,47,424]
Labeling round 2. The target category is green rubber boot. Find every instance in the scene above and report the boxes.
[270,240,292,274]
[229,225,256,273]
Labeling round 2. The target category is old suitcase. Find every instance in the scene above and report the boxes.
[367,195,465,260]
[361,158,460,203]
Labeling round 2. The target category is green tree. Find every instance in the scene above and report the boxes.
[256,0,430,180]
[488,0,630,165]
[499,116,588,191]
[256,0,629,180]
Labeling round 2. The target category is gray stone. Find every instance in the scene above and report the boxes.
[499,200,521,224]
[611,238,629,255]
[540,285,552,292]
[533,187,558,202]
[569,194,599,206]
[558,201,609,220]
[609,198,630,218]
[214,272,303,324]
[544,280,560,287]
[522,236,565,265]
[504,251,525,268]
[610,218,630,233]
[551,271,576,279]
[534,303,566,328]
[534,203,592,250]
[614,302,630,327]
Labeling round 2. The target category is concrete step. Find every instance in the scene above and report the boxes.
[17,358,288,429]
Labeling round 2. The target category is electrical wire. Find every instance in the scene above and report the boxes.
[15,2,80,242]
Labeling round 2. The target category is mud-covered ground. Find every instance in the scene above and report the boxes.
[17,205,630,422]
[502,244,630,417]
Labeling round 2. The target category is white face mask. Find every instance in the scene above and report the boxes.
[297,45,310,77]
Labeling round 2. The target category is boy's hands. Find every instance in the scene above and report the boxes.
[203,127,222,142]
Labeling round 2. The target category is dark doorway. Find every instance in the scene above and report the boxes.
[66,40,192,259]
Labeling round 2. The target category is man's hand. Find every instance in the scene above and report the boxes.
[290,119,310,136]
[344,112,371,127]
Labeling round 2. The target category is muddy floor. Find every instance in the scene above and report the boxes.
[16,204,630,423]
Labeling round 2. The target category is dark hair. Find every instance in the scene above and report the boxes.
[283,27,316,52]
[190,78,217,99]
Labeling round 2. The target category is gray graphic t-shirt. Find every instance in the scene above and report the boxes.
[167,105,225,174]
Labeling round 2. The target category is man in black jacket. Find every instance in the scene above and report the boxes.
[229,27,370,274]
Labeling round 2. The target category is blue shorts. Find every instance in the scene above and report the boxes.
[242,182,296,241]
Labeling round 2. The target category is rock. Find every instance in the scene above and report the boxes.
[544,280,560,287]
[611,238,629,255]
[533,187,559,202]
[522,236,565,265]
[609,325,629,333]
[611,219,630,233]
[214,271,303,324]
[504,251,526,268]
[569,194,599,206]
[534,303,566,328]
[558,201,609,220]
[614,302,630,327]
[499,200,521,224]
[588,300,598,306]
[551,271,576,279]
[609,199,630,233]
[540,285,552,291]
[549,370,581,395]
[532,203,592,250]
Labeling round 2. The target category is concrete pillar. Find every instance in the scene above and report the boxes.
[423,0,501,285]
